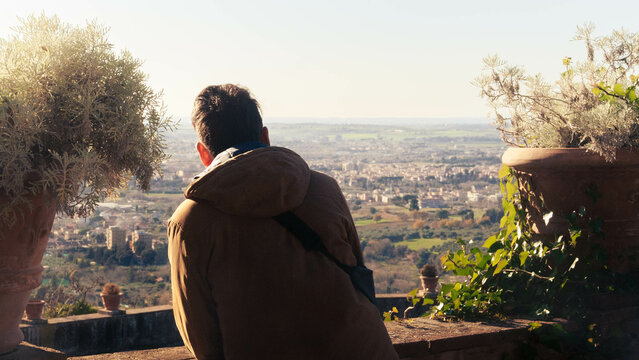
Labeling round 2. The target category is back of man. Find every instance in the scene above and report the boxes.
[168,84,399,360]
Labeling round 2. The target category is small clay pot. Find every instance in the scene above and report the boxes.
[25,300,45,320]
[101,293,122,311]
[420,276,439,293]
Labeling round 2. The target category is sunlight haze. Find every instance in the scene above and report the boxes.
[2,0,639,121]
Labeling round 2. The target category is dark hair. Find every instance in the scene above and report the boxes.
[191,84,263,155]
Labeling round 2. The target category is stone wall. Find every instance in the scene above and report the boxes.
[20,298,543,359]
[21,296,411,357]
[20,305,182,356]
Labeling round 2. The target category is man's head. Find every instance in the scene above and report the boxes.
[192,84,269,165]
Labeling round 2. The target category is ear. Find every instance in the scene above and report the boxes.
[260,126,270,146]
[196,142,214,167]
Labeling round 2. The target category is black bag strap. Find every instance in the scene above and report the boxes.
[273,211,358,274]
[274,211,377,305]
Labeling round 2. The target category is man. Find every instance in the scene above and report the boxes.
[168,84,398,359]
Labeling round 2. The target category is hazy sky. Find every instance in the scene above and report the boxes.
[2,1,639,120]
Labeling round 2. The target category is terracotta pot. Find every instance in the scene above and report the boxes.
[0,192,56,354]
[101,293,121,310]
[502,148,639,272]
[25,300,46,320]
[420,276,439,293]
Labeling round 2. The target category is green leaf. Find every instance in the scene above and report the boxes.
[498,165,510,180]
[592,86,602,96]
[455,266,473,276]
[493,259,509,275]
[453,298,461,310]
[477,254,491,268]
[422,298,434,305]
[500,213,508,228]
[505,223,517,239]
[440,284,454,295]
[506,181,518,197]
[529,322,543,331]
[492,249,504,266]
[483,235,498,249]
[614,83,625,96]
[519,251,529,266]
[453,282,462,291]
[470,272,479,283]
[407,288,418,299]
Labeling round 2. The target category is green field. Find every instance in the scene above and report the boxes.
[268,122,501,143]
[341,133,379,140]
[355,218,392,226]
[145,192,184,198]
[395,237,450,250]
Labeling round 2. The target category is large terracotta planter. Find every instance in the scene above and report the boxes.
[0,193,56,354]
[502,148,639,272]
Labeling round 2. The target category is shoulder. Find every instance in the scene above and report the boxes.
[307,170,341,196]
[303,170,351,218]
[168,198,219,234]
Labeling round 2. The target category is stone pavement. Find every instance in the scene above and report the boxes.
[70,347,193,360]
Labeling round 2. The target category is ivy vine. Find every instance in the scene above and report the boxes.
[422,165,639,358]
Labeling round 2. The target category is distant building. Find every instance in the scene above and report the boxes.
[342,162,358,171]
[420,195,445,208]
[132,230,153,253]
[467,191,483,203]
[106,226,126,250]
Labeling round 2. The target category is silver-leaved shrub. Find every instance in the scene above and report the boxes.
[0,14,172,226]
[476,24,639,161]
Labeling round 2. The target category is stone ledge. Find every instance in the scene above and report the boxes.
[66,317,536,360]
[0,342,67,360]
[387,317,532,359]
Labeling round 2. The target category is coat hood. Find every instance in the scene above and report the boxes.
[184,147,311,217]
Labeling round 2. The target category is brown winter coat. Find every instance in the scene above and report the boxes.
[168,146,398,360]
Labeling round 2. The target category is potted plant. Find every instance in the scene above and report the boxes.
[0,15,170,354]
[24,297,46,322]
[419,264,439,294]
[475,25,639,272]
[100,283,122,311]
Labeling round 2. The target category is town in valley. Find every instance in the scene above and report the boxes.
[40,119,506,315]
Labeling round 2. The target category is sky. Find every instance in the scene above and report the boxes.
[2,1,639,121]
